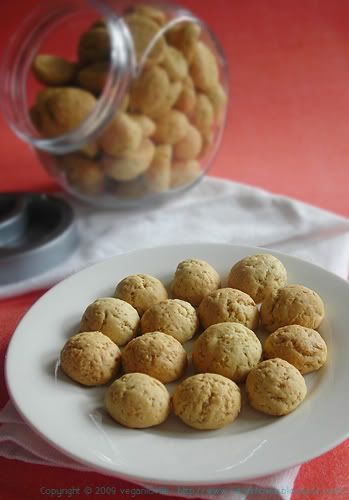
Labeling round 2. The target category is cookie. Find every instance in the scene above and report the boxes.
[206,83,227,122]
[190,41,219,91]
[32,55,76,86]
[80,297,139,347]
[170,160,201,188]
[122,331,187,383]
[260,284,325,332]
[144,144,172,192]
[125,14,166,65]
[141,299,198,343]
[173,125,202,161]
[58,154,104,195]
[129,66,170,118]
[77,61,109,94]
[246,358,307,416]
[192,322,262,382]
[174,76,197,114]
[263,325,327,374]
[99,112,143,156]
[114,274,168,316]
[153,110,189,144]
[198,288,259,330]
[130,114,156,137]
[172,373,241,430]
[191,93,214,133]
[228,254,288,304]
[60,331,121,386]
[171,258,220,306]
[105,373,170,428]
[166,22,201,63]
[78,27,110,64]
[162,46,188,81]
[102,139,155,181]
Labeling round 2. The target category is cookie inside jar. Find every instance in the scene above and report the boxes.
[26,1,228,207]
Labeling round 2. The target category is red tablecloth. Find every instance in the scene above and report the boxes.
[1,1,349,499]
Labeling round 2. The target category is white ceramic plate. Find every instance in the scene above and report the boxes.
[5,243,349,485]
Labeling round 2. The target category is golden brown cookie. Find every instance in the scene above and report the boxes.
[77,61,109,94]
[125,14,166,65]
[58,154,104,195]
[192,322,262,382]
[129,66,170,118]
[191,93,214,133]
[144,144,172,192]
[141,299,198,343]
[162,46,189,81]
[206,83,227,122]
[114,274,168,316]
[172,373,241,430]
[105,373,170,428]
[171,258,220,306]
[263,325,327,374]
[260,284,325,332]
[129,114,156,137]
[60,331,121,386]
[32,54,76,86]
[246,358,307,416]
[170,160,201,188]
[153,110,189,144]
[80,297,139,347]
[174,76,197,114]
[78,27,110,64]
[228,254,288,304]
[173,125,202,161]
[190,41,219,91]
[99,112,143,156]
[102,138,155,181]
[122,331,187,383]
[198,288,259,330]
[166,22,201,63]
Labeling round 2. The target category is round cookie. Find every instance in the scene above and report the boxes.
[141,299,198,343]
[80,297,139,347]
[263,325,327,374]
[228,254,287,303]
[260,284,325,332]
[122,331,187,383]
[105,373,170,428]
[60,331,121,386]
[246,358,307,416]
[172,373,241,430]
[198,288,259,330]
[171,258,221,306]
[114,274,168,316]
[192,322,262,382]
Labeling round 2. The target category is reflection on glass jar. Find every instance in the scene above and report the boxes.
[1,0,228,208]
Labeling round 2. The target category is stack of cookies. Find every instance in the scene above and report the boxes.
[29,4,227,200]
[60,253,328,431]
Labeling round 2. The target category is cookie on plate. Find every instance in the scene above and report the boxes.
[246,358,307,416]
[60,331,121,386]
[192,322,262,382]
[122,331,187,383]
[80,297,139,347]
[263,325,327,374]
[260,284,325,332]
[114,274,168,316]
[198,288,259,330]
[172,373,241,430]
[228,254,287,303]
[105,373,170,428]
[171,258,220,306]
[141,299,198,343]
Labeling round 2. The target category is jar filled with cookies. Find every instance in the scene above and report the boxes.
[1,0,228,207]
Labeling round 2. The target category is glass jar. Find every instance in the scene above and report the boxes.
[1,0,228,208]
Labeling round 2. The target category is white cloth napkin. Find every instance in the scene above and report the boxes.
[1,177,349,500]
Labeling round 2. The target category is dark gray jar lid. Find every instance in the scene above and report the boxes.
[0,193,78,285]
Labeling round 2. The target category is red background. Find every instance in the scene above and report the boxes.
[1,1,349,499]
